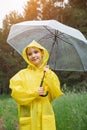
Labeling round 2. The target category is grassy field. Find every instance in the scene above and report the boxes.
[53,92,87,130]
[0,94,18,130]
[0,93,87,130]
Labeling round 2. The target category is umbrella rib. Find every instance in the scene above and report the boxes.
[43,26,73,45]
[56,35,73,45]
[43,26,63,37]
[56,30,85,71]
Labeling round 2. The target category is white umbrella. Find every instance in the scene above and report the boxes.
[7,20,87,71]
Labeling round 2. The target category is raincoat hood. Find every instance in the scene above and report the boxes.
[22,40,49,69]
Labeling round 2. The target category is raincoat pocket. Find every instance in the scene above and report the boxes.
[42,115,56,130]
[19,117,31,130]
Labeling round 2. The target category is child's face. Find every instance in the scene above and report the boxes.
[26,47,43,67]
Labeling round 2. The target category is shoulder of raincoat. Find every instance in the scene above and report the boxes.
[9,40,63,130]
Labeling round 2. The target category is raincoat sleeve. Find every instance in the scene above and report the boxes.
[44,69,63,100]
[9,71,39,105]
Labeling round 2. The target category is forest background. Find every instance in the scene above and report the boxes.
[0,0,87,94]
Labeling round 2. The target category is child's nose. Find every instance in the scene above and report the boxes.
[32,53,36,57]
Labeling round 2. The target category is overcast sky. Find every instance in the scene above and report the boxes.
[0,0,28,28]
[0,0,68,28]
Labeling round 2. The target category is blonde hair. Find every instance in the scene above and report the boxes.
[26,47,44,56]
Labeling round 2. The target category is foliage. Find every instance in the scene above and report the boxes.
[0,95,18,130]
[68,0,87,9]
[41,0,58,20]
[0,51,26,94]
[56,71,87,93]
[3,11,24,30]
[23,0,40,20]
[63,7,87,38]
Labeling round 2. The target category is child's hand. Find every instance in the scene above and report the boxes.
[44,65,49,72]
[38,87,44,95]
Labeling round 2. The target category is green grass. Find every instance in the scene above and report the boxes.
[53,92,87,130]
[0,93,87,130]
[0,94,18,130]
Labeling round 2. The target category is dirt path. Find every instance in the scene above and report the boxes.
[0,118,6,130]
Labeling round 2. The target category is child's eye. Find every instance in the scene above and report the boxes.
[27,53,32,56]
[27,50,38,56]
[34,50,38,54]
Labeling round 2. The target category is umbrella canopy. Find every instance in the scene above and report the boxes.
[7,20,87,71]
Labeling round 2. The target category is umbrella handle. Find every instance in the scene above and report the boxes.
[40,71,48,97]
[40,91,48,97]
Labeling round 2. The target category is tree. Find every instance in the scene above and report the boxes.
[63,0,87,38]
[68,0,87,9]
[1,11,24,52]
[24,0,40,20]
[3,11,24,33]
[0,11,26,94]
[23,0,65,22]
[41,0,57,20]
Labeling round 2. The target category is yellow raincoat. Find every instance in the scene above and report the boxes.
[10,40,63,130]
